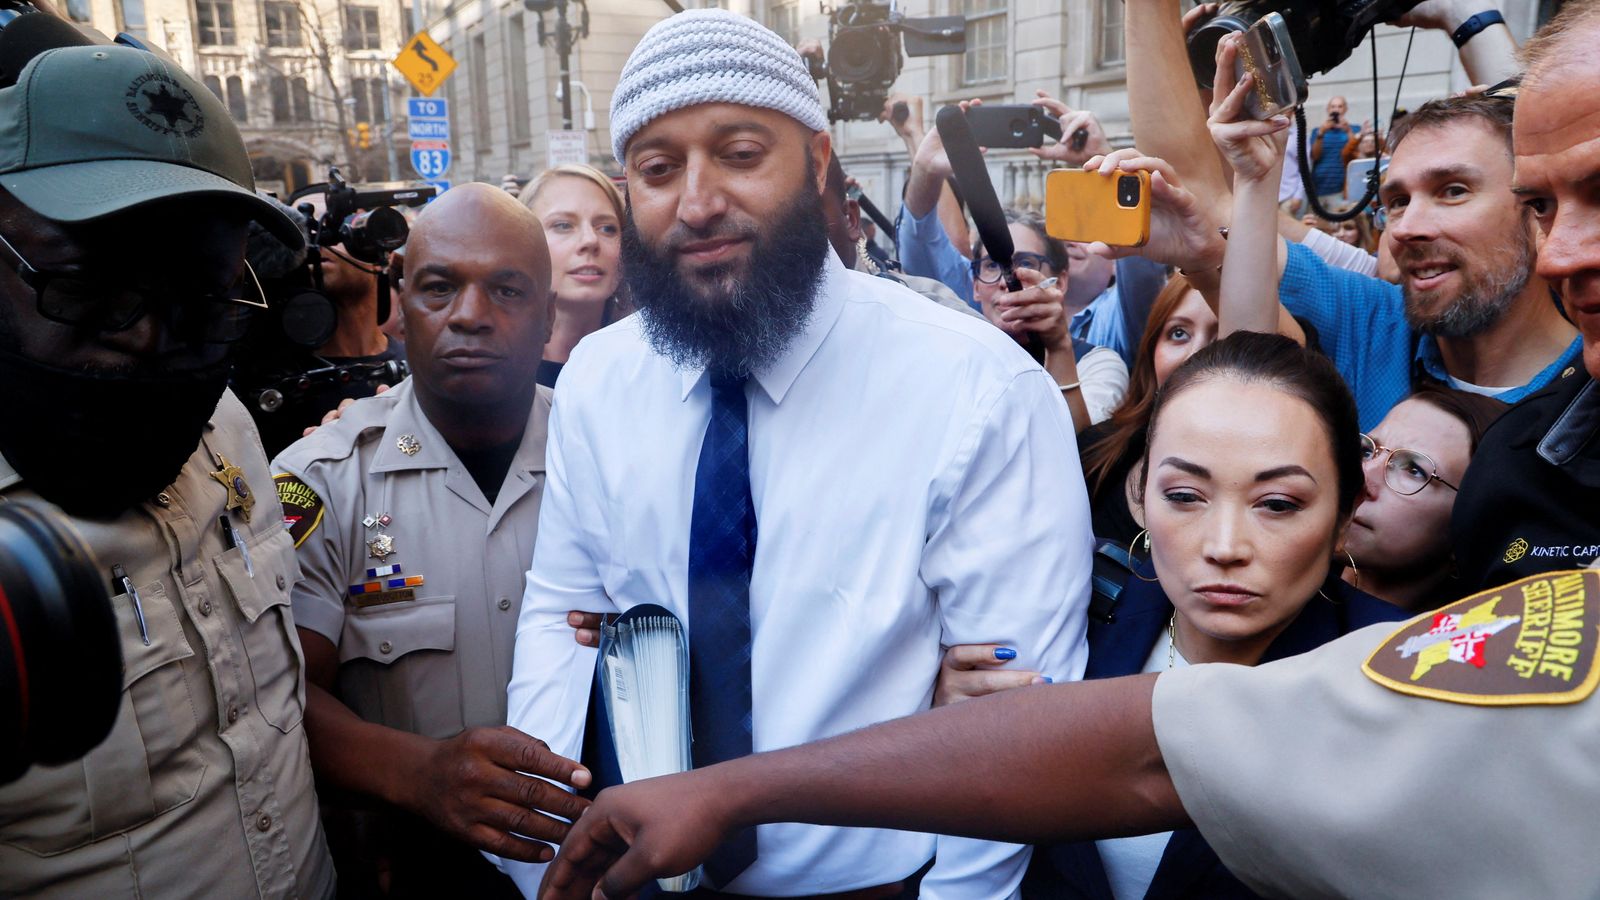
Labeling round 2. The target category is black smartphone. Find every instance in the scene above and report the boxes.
[964,105,1063,149]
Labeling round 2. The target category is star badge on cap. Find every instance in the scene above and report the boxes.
[209,453,255,522]
[397,434,421,456]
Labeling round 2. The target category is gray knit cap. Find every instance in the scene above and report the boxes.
[610,9,828,163]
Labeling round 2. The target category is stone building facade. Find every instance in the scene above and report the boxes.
[426,0,1544,217]
[62,0,417,194]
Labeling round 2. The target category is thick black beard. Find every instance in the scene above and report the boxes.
[621,163,830,376]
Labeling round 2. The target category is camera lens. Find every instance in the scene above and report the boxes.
[0,502,122,784]
[1117,174,1142,209]
[1010,116,1029,141]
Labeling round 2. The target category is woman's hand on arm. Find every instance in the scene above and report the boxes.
[935,644,1046,708]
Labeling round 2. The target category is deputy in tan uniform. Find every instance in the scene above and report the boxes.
[271,184,589,898]
[0,42,334,898]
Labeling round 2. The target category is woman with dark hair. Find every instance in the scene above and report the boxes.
[970,209,1129,431]
[1343,384,1507,610]
[940,332,1408,899]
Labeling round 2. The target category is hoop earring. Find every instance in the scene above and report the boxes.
[1342,548,1360,592]
[1130,529,1161,582]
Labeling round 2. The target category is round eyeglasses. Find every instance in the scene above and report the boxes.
[971,251,1054,284]
[1359,433,1459,496]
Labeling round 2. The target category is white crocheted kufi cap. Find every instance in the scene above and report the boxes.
[610,9,827,164]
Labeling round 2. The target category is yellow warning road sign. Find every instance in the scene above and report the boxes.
[392,30,457,97]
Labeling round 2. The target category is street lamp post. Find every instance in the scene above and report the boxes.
[524,0,589,131]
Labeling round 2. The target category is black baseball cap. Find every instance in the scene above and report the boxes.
[0,44,303,249]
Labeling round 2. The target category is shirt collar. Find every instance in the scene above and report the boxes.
[370,380,549,475]
[678,248,849,404]
[1415,334,1585,404]
[0,452,18,491]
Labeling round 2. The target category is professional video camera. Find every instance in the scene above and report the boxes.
[1185,0,1424,87]
[0,502,122,785]
[230,168,434,456]
[812,0,965,122]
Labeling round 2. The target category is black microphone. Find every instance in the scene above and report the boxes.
[936,104,1021,294]
[0,10,97,88]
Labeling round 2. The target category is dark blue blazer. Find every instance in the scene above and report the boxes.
[1021,573,1407,900]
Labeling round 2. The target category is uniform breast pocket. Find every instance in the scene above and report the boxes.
[217,535,306,734]
[0,582,203,855]
[339,595,457,665]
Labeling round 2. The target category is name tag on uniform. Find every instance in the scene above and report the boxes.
[1364,570,1600,706]
[351,587,417,609]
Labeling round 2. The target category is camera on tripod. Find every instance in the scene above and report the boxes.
[812,0,966,122]
[1185,0,1424,88]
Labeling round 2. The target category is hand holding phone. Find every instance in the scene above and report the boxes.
[1045,169,1151,247]
[963,105,1063,149]
[1233,12,1306,120]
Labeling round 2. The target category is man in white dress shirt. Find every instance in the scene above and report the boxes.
[502,10,1093,898]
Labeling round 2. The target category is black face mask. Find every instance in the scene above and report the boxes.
[0,350,231,519]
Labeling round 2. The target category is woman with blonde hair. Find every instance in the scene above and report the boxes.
[520,164,632,387]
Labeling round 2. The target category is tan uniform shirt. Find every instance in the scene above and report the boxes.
[271,378,549,738]
[1153,570,1600,899]
[0,392,335,899]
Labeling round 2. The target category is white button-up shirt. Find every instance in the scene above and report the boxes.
[503,251,1092,898]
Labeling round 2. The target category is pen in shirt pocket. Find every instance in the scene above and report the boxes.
[220,515,254,577]
[111,564,150,646]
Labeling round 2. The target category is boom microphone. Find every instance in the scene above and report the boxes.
[0,9,96,88]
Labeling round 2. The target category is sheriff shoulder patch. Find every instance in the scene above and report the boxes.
[1363,570,1600,706]
[274,473,325,548]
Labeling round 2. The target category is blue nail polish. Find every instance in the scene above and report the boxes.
[994,647,1017,660]
[1041,676,1054,684]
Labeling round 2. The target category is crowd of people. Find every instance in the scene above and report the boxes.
[1,0,1597,898]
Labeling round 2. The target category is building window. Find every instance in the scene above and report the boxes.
[226,75,249,122]
[265,2,303,47]
[507,14,531,142]
[66,0,91,22]
[959,0,1007,85]
[343,6,382,51]
[204,74,224,99]
[1097,0,1125,67]
[767,0,799,46]
[351,76,385,125]
[470,31,490,151]
[118,0,147,41]
[272,75,312,123]
[197,0,236,45]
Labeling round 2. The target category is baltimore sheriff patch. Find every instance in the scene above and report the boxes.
[1363,570,1600,705]
[274,473,324,548]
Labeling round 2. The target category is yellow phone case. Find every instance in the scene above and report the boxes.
[1044,169,1152,247]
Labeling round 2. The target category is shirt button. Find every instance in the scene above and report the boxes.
[227,705,239,723]
[275,574,287,590]
[497,597,511,611]
[155,492,173,508]
[257,814,272,832]
[379,640,393,654]
[199,599,213,617]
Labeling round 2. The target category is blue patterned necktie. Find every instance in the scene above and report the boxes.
[688,371,758,887]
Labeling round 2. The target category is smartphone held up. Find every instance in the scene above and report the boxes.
[1044,169,1152,248]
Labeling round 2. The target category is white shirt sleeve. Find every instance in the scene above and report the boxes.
[1299,227,1379,278]
[917,369,1094,900]
[495,393,617,896]
[1076,346,1129,425]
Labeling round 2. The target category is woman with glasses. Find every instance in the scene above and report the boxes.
[935,332,1407,899]
[1343,385,1507,611]
[971,209,1128,431]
